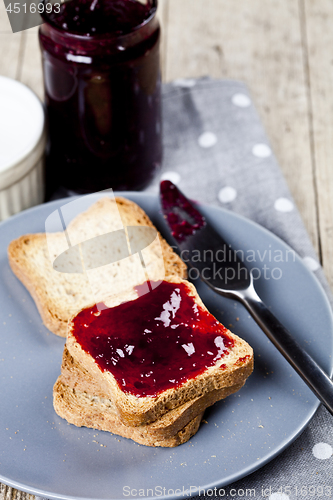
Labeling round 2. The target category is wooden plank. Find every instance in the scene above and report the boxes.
[164,0,319,253]
[0,0,15,32]
[18,29,44,99]
[0,33,23,78]
[157,0,169,79]
[303,0,333,289]
[0,1,22,79]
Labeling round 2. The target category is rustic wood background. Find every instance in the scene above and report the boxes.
[0,0,333,498]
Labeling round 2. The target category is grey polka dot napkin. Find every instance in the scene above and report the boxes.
[48,76,333,499]
[146,77,333,499]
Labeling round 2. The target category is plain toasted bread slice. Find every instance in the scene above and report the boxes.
[53,379,204,448]
[58,347,245,438]
[8,197,187,337]
[66,275,254,427]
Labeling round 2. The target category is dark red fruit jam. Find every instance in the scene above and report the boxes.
[160,180,206,241]
[72,280,234,397]
[39,0,161,197]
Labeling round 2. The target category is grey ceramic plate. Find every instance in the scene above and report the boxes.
[0,193,332,500]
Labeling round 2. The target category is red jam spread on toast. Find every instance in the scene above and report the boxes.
[72,280,234,397]
[160,180,206,241]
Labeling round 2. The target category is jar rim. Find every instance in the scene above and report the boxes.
[40,0,158,41]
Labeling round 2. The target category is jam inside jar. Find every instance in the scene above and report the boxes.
[39,0,162,197]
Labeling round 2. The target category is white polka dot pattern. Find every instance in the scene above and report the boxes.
[198,132,218,148]
[232,93,251,107]
[218,186,237,203]
[173,78,196,88]
[303,256,320,272]
[161,171,181,185]
[312,442,332,460]
[252,143,272,158]
[274,198,294,213]
[269,493,290,500]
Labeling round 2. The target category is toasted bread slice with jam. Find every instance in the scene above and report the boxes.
[65,275,254,427]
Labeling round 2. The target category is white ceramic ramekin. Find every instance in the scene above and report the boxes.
[0,76,46,221]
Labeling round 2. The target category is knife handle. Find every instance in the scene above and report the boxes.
[240,287,333,416]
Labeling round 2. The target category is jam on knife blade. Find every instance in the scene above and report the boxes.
[160,180,206,241]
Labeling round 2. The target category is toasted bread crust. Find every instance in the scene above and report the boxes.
[53,379,204,447]
[59,347,245,438]
[8,197,187,337]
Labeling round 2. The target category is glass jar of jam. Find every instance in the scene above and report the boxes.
[39,0,161,197]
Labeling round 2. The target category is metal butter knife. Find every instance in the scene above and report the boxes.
[160,180,333,415]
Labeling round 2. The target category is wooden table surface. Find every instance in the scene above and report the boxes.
[1,0,333,498]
